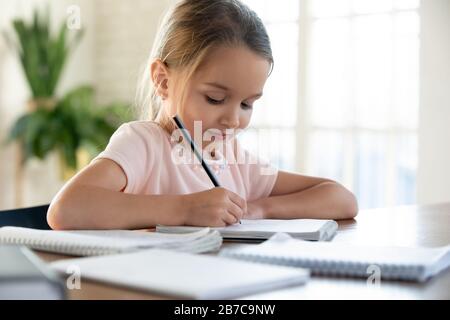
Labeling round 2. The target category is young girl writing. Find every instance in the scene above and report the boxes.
[48,0,358,230]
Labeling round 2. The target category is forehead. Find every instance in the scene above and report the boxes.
[192,46,271,93]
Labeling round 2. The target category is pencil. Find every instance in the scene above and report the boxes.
[172,115,242,224]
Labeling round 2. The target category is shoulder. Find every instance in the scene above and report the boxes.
[121,120,167,137]
[104,120,170,163]
[116,120,170,145]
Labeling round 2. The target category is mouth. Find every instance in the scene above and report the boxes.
[204,129,235,142]
[220,131,236,140]
[210,133,227,141]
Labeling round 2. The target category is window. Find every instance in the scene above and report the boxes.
[241,0,419,209]
[239,0,300,172]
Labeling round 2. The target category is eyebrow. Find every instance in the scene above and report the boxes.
[204,82,263,99]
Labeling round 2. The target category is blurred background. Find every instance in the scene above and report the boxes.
[0,0,449,211]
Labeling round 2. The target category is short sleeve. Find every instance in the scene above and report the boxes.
[92,122,155,194]
[235,141,279,201]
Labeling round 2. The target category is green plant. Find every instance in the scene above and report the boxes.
[2,7,83,98]
[7,86,133,169]
[2,7,133,171]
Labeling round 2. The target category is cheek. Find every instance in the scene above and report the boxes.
[183,96,208,122]
[184,93,219,122]
[180,96,214,133]
[180,93,202,121]
[184,91,208,115]
[239,111,252,129]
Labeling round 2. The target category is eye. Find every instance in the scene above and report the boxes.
[241,102,253,110]
[206,96,225,105]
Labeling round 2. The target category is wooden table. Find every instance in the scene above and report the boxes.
[37,203,450,299]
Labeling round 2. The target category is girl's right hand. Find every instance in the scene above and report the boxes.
[182,187,247,227]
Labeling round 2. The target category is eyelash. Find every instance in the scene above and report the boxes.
[206,96,224,105]
[206,96,253,110]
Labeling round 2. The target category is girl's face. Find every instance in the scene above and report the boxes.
[171,46,271,149]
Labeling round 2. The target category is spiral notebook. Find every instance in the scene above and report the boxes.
[157,219,338,241]
[51,248,310,299]
[0,226,222,257]
[220,233,450,282]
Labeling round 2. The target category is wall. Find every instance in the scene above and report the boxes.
[93,0,173,106]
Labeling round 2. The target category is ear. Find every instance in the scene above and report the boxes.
[150,59,170,100]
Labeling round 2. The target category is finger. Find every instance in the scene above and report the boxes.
[222,212,238,225]
[227,191,247,212]
[227,201,244,221]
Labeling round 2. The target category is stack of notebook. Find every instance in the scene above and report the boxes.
[220,233,450,282]
[0,226,222,256]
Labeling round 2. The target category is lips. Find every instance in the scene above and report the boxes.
[205,129,235,141]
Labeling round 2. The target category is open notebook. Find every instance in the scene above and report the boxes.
[220,233,450,282]
[51,248,309,299]
[156,219,338,241]
[0,227,222,257]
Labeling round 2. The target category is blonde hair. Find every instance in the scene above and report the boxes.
[136,0,274,134]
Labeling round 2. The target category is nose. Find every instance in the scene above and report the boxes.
[220,108,240,129]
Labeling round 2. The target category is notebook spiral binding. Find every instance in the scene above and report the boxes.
[0,230,223,257]
[230,252,425,281]
[0,235,120,256]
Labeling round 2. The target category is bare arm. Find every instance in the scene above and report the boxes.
[47,159,187,230]
[47,158,246,230]
[246,171,358,220]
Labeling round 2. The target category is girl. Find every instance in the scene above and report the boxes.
[48,0,358,230]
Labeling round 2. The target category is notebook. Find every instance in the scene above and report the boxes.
[0,226,222,257]
[220,233,450,282]
[0,245,65,300]
[156,219,338,241]
[50,248,309,299]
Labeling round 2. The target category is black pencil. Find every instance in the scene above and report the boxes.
[172,115,221,187]
[172,115,241,224]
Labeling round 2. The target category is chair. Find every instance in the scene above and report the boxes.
[0,204,51,230]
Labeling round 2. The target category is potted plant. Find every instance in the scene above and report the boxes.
[3,7,83,110]
[3,7,133,181]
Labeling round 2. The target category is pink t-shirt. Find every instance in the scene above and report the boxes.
[94,121,278,201]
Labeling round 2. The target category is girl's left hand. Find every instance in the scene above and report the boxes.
[244,199,267,219]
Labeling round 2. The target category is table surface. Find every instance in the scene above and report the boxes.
[37,202,450,299]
